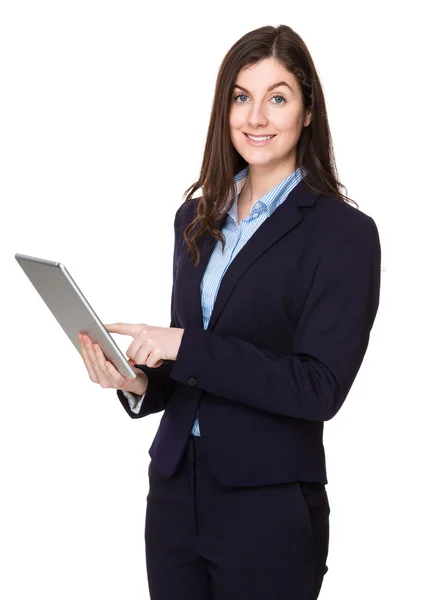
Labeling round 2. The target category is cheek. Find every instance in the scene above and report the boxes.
[273,114,295,132]
[229,112,242,131]
[273,106,303,131]
[230,118,245,146]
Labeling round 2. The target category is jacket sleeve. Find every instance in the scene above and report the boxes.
[121,389,146,413]
[117,361,177,419]
[169,215,381,422]
[116,205,183,419]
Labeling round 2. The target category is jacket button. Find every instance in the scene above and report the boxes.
[188,377,197,386]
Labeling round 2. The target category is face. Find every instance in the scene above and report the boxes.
[229,57,311,170]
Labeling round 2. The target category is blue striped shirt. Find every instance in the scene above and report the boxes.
[123,165,306,434]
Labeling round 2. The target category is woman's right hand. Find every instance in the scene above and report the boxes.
[77,333,149,396]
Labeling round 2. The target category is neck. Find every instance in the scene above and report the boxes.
[238,158,297,207]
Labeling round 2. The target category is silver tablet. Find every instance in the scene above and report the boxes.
[15,253,137,379]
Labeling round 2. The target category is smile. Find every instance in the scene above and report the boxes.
[243,132,276,146]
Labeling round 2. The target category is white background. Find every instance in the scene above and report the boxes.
[1,1,430,598]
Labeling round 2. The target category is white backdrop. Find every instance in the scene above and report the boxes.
[1,1,429,598]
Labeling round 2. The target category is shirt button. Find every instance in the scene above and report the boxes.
[188,377,197,386]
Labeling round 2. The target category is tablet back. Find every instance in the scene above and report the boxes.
[15,253,136,378]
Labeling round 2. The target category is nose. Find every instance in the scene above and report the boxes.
[247,99,269,130]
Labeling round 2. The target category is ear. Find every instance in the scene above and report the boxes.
[303,109,312,128]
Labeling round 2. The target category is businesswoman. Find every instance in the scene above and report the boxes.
[78,24,381,600]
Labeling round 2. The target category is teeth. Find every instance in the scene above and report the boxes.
[247,134,274,141]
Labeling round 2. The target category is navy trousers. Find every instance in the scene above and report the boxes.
[145,435,330,599]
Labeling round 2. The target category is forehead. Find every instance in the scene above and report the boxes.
[234,58,298,93]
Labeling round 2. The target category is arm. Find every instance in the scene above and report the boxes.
[117,204,183,419]
[169,216,381,422]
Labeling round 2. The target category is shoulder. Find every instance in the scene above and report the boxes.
[315,193,378,233]
[174,196,201,228]
[311,193,380,256]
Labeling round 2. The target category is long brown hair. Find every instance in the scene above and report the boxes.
[182,24,357,267]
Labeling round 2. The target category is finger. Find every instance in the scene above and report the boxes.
[92,343,115,388]
[137,345,163,367]
[103,356,142,388]
[79,335,99,383]
[104,360,129,386]
[127,331,150,361]
[104,323,145,336]
[82,335,107,386]
[127,358,144,371]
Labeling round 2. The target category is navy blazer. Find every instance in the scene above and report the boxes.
[118,179,381,486]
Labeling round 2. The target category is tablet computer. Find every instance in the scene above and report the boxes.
[15,253,137,379]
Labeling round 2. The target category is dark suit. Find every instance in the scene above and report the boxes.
[118,178,381,484]
[117,179,381,598]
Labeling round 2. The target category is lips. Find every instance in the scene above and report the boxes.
[243,132,277,147]
[244,133,276,140]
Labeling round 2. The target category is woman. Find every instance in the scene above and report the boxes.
[78,24,381,600]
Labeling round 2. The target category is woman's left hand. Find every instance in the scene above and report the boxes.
[104,323,185,368]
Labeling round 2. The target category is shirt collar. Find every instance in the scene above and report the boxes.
[222,165,306,221]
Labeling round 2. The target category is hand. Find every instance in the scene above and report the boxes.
[77,333,149,395]
[104,323,185,368]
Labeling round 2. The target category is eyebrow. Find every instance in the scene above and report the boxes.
[233,81,294,94]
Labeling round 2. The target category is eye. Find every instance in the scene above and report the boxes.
[233,93,287,105]
[271,94,287,105]
[234,93,248,103]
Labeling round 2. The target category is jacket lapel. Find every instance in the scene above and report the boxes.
[182,179,321,332]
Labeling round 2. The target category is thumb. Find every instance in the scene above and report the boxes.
[128,358,144,370]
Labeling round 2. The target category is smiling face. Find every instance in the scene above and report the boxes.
[229,58,311,172]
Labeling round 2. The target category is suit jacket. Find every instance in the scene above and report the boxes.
[117,179,381,486]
